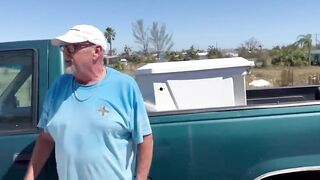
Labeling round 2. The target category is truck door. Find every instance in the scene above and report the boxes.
[0,49,37,179]
[0,43,57,180]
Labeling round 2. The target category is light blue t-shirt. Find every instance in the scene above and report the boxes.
[38,68,152,180]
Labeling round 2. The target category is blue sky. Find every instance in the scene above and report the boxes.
[1,0,320,52]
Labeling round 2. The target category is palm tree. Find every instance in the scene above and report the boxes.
[295,34,312,65]
[104,27,116,55]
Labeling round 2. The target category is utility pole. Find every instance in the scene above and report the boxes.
[315,33,319,47]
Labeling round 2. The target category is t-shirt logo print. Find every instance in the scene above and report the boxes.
[98,106,109,116]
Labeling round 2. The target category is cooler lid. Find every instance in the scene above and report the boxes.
[135,57,254,75]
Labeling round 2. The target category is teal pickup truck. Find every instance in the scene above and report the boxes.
[1,40,320,180]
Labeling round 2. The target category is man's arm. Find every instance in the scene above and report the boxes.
[136,134,153,180]
[24,130,55,180]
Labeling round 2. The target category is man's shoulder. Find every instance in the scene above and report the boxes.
[51,74,73,88]
[107,67,135,83]
[59,73,73,81]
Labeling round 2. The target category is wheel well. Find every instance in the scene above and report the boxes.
[262,170,320,180]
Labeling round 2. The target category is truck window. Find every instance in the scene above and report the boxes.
[0,50,35,133]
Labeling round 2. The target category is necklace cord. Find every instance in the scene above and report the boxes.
[72,78,100,102]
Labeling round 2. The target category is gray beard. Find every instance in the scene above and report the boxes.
[65,64,77,75]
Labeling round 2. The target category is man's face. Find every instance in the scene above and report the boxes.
[60,42,96,75]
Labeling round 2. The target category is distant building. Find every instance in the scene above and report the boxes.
[152,53,167,61]
[104,54,120,67]
[310,49,320,65]
[224,51,238,57]
[120,59,128,66]
[197,52,208,59]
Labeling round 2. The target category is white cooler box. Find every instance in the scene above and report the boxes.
[135,57,254,112]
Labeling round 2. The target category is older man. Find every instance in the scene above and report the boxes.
[24,24,153,180]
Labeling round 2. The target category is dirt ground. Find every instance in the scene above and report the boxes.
[247,66,320,87]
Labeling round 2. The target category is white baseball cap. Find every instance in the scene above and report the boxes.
[52,24,107,51]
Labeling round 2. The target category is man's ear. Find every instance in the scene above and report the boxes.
[93,46,103,60]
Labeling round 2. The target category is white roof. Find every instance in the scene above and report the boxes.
[135,57,254,75]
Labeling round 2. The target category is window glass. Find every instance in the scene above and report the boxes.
[0,50,34,132]
[0,67,18,95]
[16,76,32,108]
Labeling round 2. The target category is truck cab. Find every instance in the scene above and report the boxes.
[0,40,61,179]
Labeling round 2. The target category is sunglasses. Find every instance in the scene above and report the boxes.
[60,42,95,53]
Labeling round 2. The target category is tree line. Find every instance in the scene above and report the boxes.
[104,20,318,67]
[238,34,314,67]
